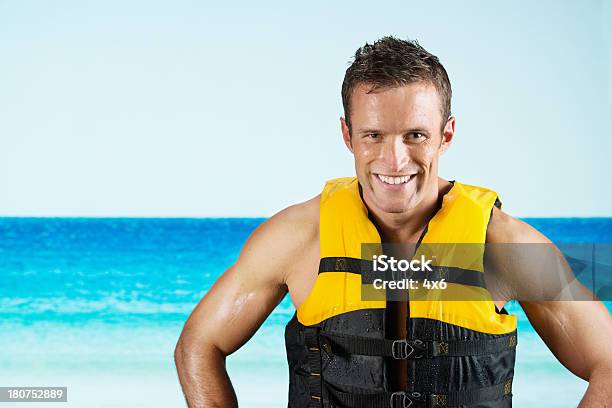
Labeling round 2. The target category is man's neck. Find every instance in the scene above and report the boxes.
[365,178,453,243]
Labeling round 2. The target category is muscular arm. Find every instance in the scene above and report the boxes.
[174,198,318,407]
[487,208,612,406]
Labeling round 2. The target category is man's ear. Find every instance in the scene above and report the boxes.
[439,115,455,155]
[340,117,354,153]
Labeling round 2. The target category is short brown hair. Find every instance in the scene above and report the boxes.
[341,36,452,134]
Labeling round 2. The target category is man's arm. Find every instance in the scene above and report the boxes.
[487,208,612,406]
[174,197,318,408]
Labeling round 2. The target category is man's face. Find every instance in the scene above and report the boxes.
[341,82,454,214]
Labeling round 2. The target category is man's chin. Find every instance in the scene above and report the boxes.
[362,184,418,213]
[380,206,411,214]
[371,197,416,214]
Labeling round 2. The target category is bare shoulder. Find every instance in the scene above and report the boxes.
[237,194,320,285]
[487,206,551,244]
[256,194,319,246]
[485,206,570,303]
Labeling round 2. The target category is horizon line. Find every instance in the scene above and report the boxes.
[1,215,611,220]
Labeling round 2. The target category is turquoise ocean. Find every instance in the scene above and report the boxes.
[0,217,610,407]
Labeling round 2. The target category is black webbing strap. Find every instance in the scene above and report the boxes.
[330,389,425,408]
[304,327,323,407]
[402,266,486,289]
[430,377,513,406]
[319,257,488,289]
[319,331,517,359]
[329,377,513,408]
[319,257,364,273]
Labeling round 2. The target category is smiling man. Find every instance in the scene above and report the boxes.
[174,37,612,407]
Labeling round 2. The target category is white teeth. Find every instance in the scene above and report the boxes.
[377,174,412,185]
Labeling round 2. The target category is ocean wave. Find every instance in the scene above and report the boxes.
[1,296,195,315]
[0,294,296,321]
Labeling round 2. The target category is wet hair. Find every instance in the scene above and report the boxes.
[341,36,452,134]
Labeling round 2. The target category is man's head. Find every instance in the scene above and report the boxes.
[341,36,452,135]
[340,36,455,215]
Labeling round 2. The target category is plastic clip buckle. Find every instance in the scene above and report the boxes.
[391,340,414,359]
[411,339,427,359]
[390,392,413,408]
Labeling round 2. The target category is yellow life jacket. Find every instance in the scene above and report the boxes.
[285,177,517,408]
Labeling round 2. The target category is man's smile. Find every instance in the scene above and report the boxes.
[373,173,417,188]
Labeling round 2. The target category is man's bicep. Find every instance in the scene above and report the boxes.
[519,299,612,380]
[180,259,286,356]
[178,203,314,355]
[486,208,583,302]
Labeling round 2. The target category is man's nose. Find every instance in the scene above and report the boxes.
[382,136,409,171]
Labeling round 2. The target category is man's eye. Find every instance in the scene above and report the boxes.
[366,133,380,140]
[405,132,425,142]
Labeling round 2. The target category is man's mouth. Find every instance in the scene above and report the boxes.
[375,173,416,185]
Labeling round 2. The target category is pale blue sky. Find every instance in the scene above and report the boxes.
[0,0,610,217]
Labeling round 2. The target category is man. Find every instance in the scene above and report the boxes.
[174,37,611,407]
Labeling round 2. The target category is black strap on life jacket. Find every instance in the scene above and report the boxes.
[304,327,324,407]
[329,377,513,408]
[318,257,488,289]
[303,326,516,407]
[318,330,517,359]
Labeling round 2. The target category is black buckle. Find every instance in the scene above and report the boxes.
[390,392,413,408]
[392,340,414,359]
[411,339,427,359]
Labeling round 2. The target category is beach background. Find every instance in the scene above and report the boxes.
[1,1,610,407]
[1,217,610,407]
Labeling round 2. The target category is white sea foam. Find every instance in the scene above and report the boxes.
[1,296,196,315]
